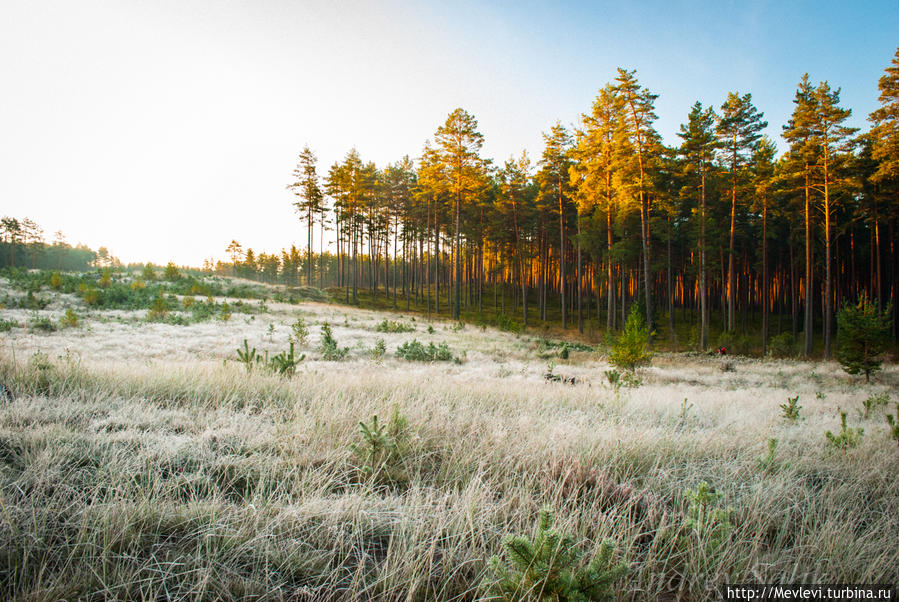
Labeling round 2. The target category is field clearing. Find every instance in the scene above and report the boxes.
[1,278,897,600]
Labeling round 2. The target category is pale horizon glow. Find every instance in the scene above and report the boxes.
[2,0,897,267]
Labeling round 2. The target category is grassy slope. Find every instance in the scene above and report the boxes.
[0,276,897,600]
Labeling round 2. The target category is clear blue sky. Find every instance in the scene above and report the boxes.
[2,0,896,266]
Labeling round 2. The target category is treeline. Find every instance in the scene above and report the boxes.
[0,217,110,271]
[229,49,899,357]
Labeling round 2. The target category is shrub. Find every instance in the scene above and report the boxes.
[50,272,62,290]
[235,339,258,372]
[716,331,751,356]
[395,339,453,362]
[609,305,652,372]
[375,318,415,333]
[142,264,156,281]
[780,395,802,422]
[319,322,348,360]
[83,288,99,306]
[130,279,146,290]
[182,296,195,309]
[485,507,628,601]
[767,332,796,358]
[836,296,892,382]
[146,293,169,322]
[29,315,57,333]
[219,302,232,322]
[862,392,889,419]
[0,317,17,332]
[98,268,112,288]
[59,308,79,328]
[826,411,864,449]
[495,313,521,333]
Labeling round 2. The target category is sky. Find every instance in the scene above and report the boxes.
[2,0,897,267]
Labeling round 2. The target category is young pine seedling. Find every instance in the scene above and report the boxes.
[780,395,802,422]
[236,339,257,372]
[485,507,629,601]
[826,411,864,449]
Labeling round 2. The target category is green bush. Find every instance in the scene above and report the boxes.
[609,305,652,372]
[395,339,454,362]
[716,331,751,355]
[485,507,628,601]
[375,318,415,333]
[0,317,17,332]
[370,338,386,362]
[59,308,79,328]
[495,313,521,334]
[767,332,796,358]
[29,315,57,333]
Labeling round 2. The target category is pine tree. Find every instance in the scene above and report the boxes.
[717,92,767,333]
[836,295,892,382]
[783,75,819,357]
[288,145,324,286]
[434,108,487,320]
[678,101,719,350]
[810,82,857,358]
[613,70,660,342]
[538,123,574,329]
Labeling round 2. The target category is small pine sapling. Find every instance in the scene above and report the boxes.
[886,404,899,447]
[268,341,304,377]
[825,411,864,449]
[683,481,733,554]
[780,396,802,422]
[370,338,386,362]
[319,322,348,360]
[485,507,629,601]
[236,339,258,372]
[290,315,309,345]
[609,304,652,372]
[862,392,889,419]
[757,438,778,472]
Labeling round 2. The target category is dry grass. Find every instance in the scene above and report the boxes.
[0,277,897,600]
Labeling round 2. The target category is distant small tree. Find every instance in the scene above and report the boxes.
[836,296,892,382]
[164,262,181,281]
[609,304,652,372]
[142,263,156,281]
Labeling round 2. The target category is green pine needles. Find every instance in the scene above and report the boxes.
[485,508,628,601]
[350,406,410,485]
[609,305,652,372]
[683,481,733,554]
[319,322,348,360]
[836,296,892,382]
[825,411,864,449]
[395,339,454,362]
[780,395,802,421]
[886,404,899,447]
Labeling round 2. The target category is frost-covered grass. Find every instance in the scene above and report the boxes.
[0,276,897,600]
